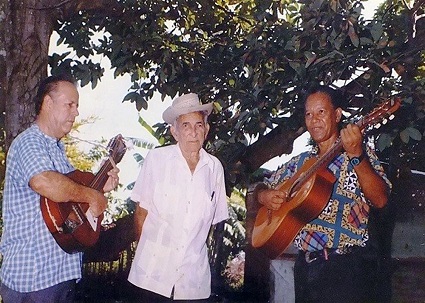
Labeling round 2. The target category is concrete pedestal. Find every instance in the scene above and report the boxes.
[269,254,296,303]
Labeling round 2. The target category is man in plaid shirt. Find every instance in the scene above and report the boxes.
[0,74,119,303]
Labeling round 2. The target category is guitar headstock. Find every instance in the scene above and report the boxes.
[358,97,401,131]
[106,134,127,165]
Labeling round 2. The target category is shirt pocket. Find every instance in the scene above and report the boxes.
[152,182,182,219]
[187,190,215,227]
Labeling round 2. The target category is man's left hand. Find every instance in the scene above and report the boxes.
[341,124,363,158]
[103,167,120,192]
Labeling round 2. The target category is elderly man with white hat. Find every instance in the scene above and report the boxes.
[128,93,229,302]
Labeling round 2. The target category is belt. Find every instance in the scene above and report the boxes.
[303,247,355,264]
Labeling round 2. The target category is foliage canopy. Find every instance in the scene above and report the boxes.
[1,0,425,188]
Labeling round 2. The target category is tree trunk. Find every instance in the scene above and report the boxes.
[1,0,57,149]
[0,0,121,150]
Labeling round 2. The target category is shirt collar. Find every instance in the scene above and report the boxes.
[31,124,63,147]
[173,144,214,171]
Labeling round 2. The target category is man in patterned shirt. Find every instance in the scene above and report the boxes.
[254,85,391,302]
[0,74,120,302]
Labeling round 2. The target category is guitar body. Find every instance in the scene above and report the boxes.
[41,170,103,254]
[40,134,127,254]
[251,158,336,259]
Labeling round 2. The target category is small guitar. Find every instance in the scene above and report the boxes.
[251,98,401,259]
[41,134,126,254]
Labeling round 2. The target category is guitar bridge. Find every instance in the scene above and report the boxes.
[62,218,83,234]
[61,204,85,234]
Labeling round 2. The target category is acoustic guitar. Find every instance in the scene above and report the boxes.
[40,134,126,254]
[251,98,401,259]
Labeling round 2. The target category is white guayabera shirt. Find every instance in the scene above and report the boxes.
[128,144,229,300]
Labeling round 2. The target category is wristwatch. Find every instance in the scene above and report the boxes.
[350,152,365,166]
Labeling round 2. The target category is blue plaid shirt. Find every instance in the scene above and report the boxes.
[265,144,391,252]
[0,124,82,292]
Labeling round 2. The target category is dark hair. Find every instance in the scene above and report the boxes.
[34,74,76,115]
[303,85,343,110]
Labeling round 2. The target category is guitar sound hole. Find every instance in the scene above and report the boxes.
[288,182,299,200]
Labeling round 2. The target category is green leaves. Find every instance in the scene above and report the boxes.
[49,0,425,182]
[400,127,422,143]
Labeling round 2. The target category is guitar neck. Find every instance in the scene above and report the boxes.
[291,139,342,194]
[291,115,372,194]
[88,134,125,193]
[90,160,114,193]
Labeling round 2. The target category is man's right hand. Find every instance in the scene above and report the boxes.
[257,188,287,211]
[88,189,108,217]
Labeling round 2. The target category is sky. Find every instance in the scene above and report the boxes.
[49,0,383,197]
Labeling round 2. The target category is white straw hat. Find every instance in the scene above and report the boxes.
[162,93,213,124]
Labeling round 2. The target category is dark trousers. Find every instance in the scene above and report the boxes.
[128,282,211,303]
[0,280,76,303]
[294,247,378,303]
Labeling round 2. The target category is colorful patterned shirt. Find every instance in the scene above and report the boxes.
[265,144,391,252]
[0,124,82,292]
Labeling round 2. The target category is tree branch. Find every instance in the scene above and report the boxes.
[241,123,306,172]
[26,0,73,10]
